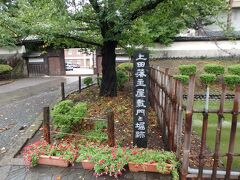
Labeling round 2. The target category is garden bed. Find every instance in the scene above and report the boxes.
[20,82,165,153]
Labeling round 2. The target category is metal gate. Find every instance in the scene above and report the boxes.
[27,58,46,77]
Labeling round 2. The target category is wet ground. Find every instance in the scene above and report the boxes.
[0,76,81,159]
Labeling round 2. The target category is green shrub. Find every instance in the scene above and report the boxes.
[178,64,196,76]
[117,62,133,72]
[117,69,128,90]
[0,64,13,74]
[224,75,240,88]
[199,74,216,85]
[52,100,87,133]
[173,75,189,84]
[204,64,224,75]
[83,77,93,86]
[228,64,240,76]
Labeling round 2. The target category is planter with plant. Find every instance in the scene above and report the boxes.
[76,144,97,170]
[128,148,179,180]
[23,140,77,167]
[77,144,130,177]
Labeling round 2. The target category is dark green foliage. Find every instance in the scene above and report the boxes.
[0,64,12,74]
[228,64,240,76]
[117,62,133,72]
[199,74,216,85]
[83,77,93,86]
[204,64,224,75]
[173,75,189,84]
[224,75,240,88]
[117,69,128,90]
[52,100,87,133]
[178,64,197,75]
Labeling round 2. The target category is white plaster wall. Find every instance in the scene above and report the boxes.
[150,41,240,59]
[0,46,26,59]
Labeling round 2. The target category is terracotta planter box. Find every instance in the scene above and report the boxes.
[37,155,69,167]
[128,162,172,174]
[81,160,94,170]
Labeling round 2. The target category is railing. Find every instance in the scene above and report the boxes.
[149,67,240,179]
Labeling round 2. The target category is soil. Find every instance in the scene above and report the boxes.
[67,82,165,149]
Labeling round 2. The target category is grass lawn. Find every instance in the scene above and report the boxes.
[192,100,240,170]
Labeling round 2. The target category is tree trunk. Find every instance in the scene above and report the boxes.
[100,41,118,97]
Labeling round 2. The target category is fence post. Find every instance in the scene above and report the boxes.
[61,82,65,100]
[79,76,82,93]
[107,109,115,147]
[211,83,226,179]
[43,107,50,144]
[176,80,183,158]
[163,68,169,148]
[97,73,100,87]
[225,85,240,179]
[181,75,196,180]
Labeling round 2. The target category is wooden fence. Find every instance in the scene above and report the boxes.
[149,67,240,179]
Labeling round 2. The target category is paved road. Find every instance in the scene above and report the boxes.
[1,164,171,180]
[0,76,81,158]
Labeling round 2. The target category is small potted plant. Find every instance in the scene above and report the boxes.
[128,148,179,180]
[23,141,76,167]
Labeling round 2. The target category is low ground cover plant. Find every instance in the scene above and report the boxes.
[81,121,107,142]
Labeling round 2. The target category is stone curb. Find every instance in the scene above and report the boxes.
[0,80,15,86]
[0,81,95,167]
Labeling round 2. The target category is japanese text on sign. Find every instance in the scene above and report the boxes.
[133,51,149,148]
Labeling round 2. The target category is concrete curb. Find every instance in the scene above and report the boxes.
[0,80,15,86]
[0,82,96,167]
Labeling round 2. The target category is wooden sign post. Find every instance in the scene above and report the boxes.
[133,50,149,148]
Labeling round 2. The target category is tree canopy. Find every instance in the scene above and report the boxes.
[0,0,227,96]
[0,0,227,48]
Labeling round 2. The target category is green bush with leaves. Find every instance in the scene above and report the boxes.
[224,75,240,88]
[52,100,87,133]
[228,64,240,76]
[117,62,133,72]
[83,77,93,86]
[117,69,128,90]
[0,64,13,74]
[204,64,224,75]
[173,75,189,84]
[199,74,216,85]
[178,64,196,76]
